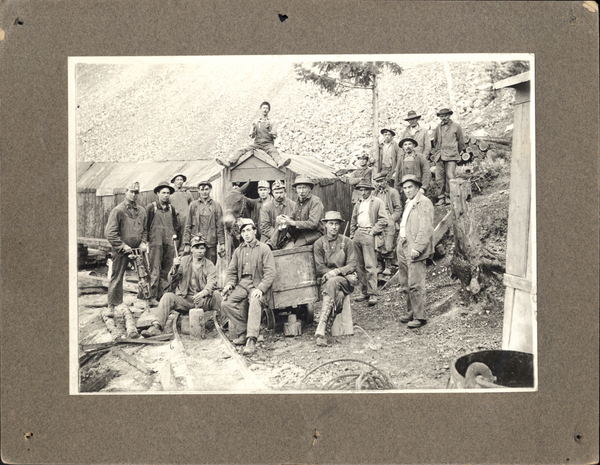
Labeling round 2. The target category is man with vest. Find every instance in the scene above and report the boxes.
[373,171,402,276]
[260,179,297,250]
[104,181,148,338]
[183,180,226,265]
[221,218,276,356]
[394,137,432,201]
[432,108,466,206]
[399,110,432,158]
[397,174,435,329]
[140,235,222,337]
[216,101,291,169]
[349,180,389,306]
[146,181,180,306]
[169,173,193,251]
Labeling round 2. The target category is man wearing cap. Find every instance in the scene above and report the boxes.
[216,101,291,170]
[397,174,434,329]
[313,211,358,346]
[104,182,148,338]
[432,108,465,206]
[140,235,222,337]
[377,128,400,184]
[399,111,431,158]
[345,152,373,204]
[394,137,432,200]
[373,171,402,276]
[183,180,225,265]
[146,181,180,305]
[350,180,389,306]
[221,218,275,356]
[260,180,297,249]
[169,173,193,250]
[249,180,272,242]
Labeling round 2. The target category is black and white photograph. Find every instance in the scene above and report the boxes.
[70,54,536,394]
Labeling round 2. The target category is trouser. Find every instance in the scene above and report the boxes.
[220,277,263,339]
[229,142,284,166]
[396,241,427,321]
[107,251,133,306]
[149,291,221,329]
[321,276,354,312]
[353,229,378,296]
[148,242,175,300]
[435,159,457,200]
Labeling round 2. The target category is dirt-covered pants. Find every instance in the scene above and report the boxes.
[149,291,221,329]
[353,228,378,296]
[435,160,457,200]
[228,142,284,166]
[220,277,263,339]
[396,241,427,321]
[148,209,175,300]
[321,276,354,312]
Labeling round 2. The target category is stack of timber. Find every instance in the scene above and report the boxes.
[458,135,504,164]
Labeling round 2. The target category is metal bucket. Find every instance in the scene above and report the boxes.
[447,350,534,389]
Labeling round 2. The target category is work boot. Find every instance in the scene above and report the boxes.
[232,334,247,345]
[141,323,162,337]
[399,314,412,324]
[368,295,378,306]
[277,158,292,169]
[354,294,369,302]
[316,336,329,347]
[315,296,334,338]
[408,319,426,329]
[243,337,257,356]
[382,259,393,276]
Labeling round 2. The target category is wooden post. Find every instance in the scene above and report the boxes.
[449,178,483,295]
[372,74,380,172]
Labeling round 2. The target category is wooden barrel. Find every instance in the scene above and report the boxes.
[447,350,534,389]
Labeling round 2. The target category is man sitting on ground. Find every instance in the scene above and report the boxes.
[140,235,221,337]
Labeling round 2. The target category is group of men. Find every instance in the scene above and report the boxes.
[101,104,463,354]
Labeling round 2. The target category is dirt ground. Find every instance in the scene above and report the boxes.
[78,161,510,393]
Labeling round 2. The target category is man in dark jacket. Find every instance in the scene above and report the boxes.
[432,108,465,206]
[397,174,435,329]
[346,152,373,204]
[140,235,221,337]
[394,137,432,201]
[376,128,400,184]
[373,171,402,276]
[146,180,180,305]
[221,218,276,356]
[260,180,297,250]
[169,173,193,251]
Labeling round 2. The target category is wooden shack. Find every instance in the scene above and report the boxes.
[493,72,536,354]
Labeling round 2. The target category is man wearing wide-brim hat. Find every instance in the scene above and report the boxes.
[349,180,389,306]
[396,174,435,329]
[145,180,180,306]
[373,170,402,276]
[183,180,226,265]
[275,176,324,249]
[378,128,400,184]
[312,211,358,346]
[345,152,373,204]
[399,110,432,158]
[432,108,466,206]
[394,137,432,200]
[169,173,194,251]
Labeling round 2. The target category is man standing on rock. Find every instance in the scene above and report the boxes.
[260,180,297,250]
[346,152,373,205]
[376,128,400,185]
[397,174,434,329]
[399,110,431,158]
[373,171,402,277]
[104,181,148,338]
[216,101,291,169]
[276,176,324,249]
[432,108,465,206]
[313,211,358,346]
[221,219,275,356]
[394,137,432,201]
[183,180,225,265]
[169,173,193,252]
[146,181,180,306]
[350,180,388,306]
[140,235,222,337]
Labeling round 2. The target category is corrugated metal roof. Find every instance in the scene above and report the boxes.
[77,160,222,195]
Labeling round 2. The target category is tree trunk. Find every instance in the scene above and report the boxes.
[372,75,380,172]
[449,179,483,294]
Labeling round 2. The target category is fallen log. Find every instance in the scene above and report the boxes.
[78,271,138,294]
[112,348,155,375]
[79,237,112,252]
[474,136,511,147]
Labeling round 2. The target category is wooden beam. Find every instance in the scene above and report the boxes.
[503,273,533,294]
[79,237,112,252]
[433,210,453,246]
[78,271,138,294]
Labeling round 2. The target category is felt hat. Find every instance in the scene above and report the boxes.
[355,180,375,190]
[398,137,419,148]
[373,170,390,181]
[272,180,286,190]
[190,235,207,247]
[321,211,344,223]
[436,108,453,116]
[238,218,256,231]
[292,176,315,188]
[197,180,212,188]
[125,182,140,193]
[400,174,422,187]
[404,110,422,121]
[154,181,175,195]
[170,173,187,183]
[257,180,270,189]
[380,128,396,136]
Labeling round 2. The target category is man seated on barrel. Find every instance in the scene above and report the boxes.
[221,218,276,356]
[140,235,221,337]
[313,211,358,347]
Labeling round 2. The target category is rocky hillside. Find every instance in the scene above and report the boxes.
[76,58,524,170]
